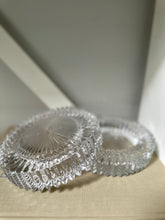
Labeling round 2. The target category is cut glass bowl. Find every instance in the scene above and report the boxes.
[92,118,156,176]
[0,107,102,191]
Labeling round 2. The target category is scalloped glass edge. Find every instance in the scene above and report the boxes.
[0,107,102,191]
[92,118,156,176]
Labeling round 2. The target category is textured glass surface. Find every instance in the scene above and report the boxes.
[92,118,156,176]
[0,107,102,191]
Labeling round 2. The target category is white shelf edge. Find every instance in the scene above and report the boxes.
[0,26,73,109]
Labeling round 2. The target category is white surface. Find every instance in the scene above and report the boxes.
[139,0,165,165]
[0,0,154,119]
[0,26,72,134]
[0,59,48,134]
[0,26,72,109]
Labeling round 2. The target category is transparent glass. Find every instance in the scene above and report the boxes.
[92,118,156,176]
[0,107,102,191]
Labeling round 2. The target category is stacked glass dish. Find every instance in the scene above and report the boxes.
[0,107,156,191]
[0,108,102,191]
[92,118,156,176]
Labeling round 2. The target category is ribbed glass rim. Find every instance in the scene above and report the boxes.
[92,118,156,176]
[0,107,102,190]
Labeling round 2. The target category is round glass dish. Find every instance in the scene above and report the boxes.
[92,118,156,176]
[0,107,102,191]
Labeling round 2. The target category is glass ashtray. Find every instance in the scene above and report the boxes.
[92,118,156,176]
[0,107,102,191]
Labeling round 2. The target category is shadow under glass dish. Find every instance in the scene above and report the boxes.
[92,118,156,176]
[0,108,102,191]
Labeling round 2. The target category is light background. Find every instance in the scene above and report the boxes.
[0,0,154,124]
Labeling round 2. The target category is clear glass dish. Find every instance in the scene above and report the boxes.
[0,107,102,191]
[92,118,156,176]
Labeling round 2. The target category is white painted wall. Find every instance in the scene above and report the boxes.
[0,27,72,134]
[0,59,48,134]
[0,27,73,109]
[0,0,154,120]
[139,0,165,165]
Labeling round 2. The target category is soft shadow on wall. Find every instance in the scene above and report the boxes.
[0,0,155,120]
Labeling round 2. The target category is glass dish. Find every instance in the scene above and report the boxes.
[0,107,102,191]
[92,118,156,176]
